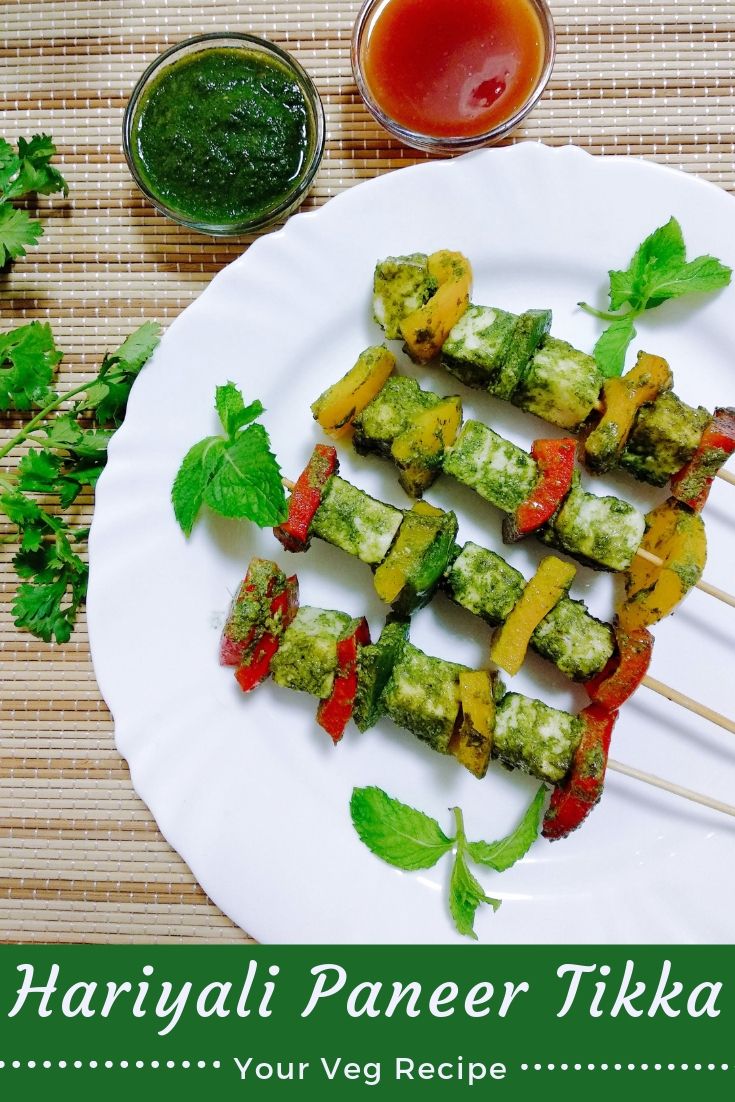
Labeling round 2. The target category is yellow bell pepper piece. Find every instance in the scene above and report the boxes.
[449,670,496,779]
[373,503,441,605]
[491,556,577,676]
[585,351,673,473]
[400,250,472,363]
[311,346,395,438]
[618,497,707,629]
[391,395,463,497]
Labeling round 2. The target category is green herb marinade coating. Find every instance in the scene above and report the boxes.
[443,542,526,625]
[382,643,467,754]
[443,420,539,515]
[491,309,553,401]
[512,336,603,430]
[441,305,518,388]
[531,598,614,681]
[542,472,646,572]
[353,619,410,732]
[270,606,352,698]
[674,445,728,501]
[373,254,439,340]
[353,376,441,457]
[131,48,312,225]
[493,693,583,784]
[619,391,710,485]
[310,476,403,565]
[225,560,285,643]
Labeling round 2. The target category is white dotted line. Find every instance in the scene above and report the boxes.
[0,1060,221,1070]
[520,1063,728,1072]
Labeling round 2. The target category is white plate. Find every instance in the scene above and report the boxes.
[88,144,735,944]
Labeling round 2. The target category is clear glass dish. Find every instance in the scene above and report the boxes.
[351,0,556,154]
[123,33,325,235]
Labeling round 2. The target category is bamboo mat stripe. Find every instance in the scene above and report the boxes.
[1,0,734,943]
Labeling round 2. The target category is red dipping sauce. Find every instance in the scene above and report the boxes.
[354,0,552,148]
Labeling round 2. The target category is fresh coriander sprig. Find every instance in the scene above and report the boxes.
[171,382,287,535]
[350,785,547,940]
[0,134,69,266]
[578,217,732,378]
[0,321,161,642]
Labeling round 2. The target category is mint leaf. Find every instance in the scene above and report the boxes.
[467,786,547,872]
[0,321,61,410]
[448,848,501,940]
[350,786,453,871]
[609,216,686,312]
[171,436,226,536]
[642,253,732,308]
[215,382,264,438]
[0,202,43,265]
[593,315,637,378]
[203,424,286,526]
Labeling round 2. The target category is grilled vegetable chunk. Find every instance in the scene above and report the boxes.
[443,420,539,514]
[513,336,602,430]
[442,304,518,388]
[373,253,439,340]
[584,351,673,475]
[400,250,472,363]
[443,542,526,626]
[531,598,614,681]
[382,643,466,754]
[542,472,646,572]
[494,693,583,785]
[353,376,442,457]
[310,475,403,565]
[493,309,553,401]
[390,394,462,496]
[373,501,458,615]
[620,391,710,486]
[449,670,496,779]
[271,606,353,699]
[311,346,396,438]
[491,556,577,677]
[353,618,410,732]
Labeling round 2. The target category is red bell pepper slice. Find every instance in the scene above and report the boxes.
[274,444,339,552]
[504,437,576,541]
[670,407,735,512]
[316,617,371,744]
[234,574,300,692]
[220,559,284,666]
[585,624,654,710]
[542,703,618,841]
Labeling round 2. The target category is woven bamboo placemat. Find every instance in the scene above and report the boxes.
[0,0,733,944]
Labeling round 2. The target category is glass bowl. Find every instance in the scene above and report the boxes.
[351,0,556,155]
[123,33,325,235]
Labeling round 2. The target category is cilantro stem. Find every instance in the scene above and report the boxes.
[577,301,637,323]
[0,379,91,463]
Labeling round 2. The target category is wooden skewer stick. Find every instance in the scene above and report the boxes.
[634,546,735,609]
[608,759,735,819]
[716,468,735,487]
[642,677,735,736]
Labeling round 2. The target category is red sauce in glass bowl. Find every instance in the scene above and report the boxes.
[358,0,548,143]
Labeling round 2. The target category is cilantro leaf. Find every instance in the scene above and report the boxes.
[0,321,61,410]
[108,320,161,374]
[0,139,20,194]
[171,383,286,535]
[171,436,226,536]
[0,202,43,265]
[467,786,547,872]
[592,315,637,379]
[350,786,453,871]
[448,848,501,941]
[79,322,161,425]
[203,423,286,527]
[12,134,69,198]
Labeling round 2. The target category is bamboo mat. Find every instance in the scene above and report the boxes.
[0,0,733,944]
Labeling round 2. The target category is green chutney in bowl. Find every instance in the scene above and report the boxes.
[124,34,325,235]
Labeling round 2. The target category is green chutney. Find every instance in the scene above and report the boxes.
[130,48,313,226]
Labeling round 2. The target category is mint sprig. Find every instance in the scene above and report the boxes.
[350,785,547,940]
[171,382,287,536]
[579,217,732,377]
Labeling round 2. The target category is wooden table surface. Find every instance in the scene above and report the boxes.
[0,0,733,942]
